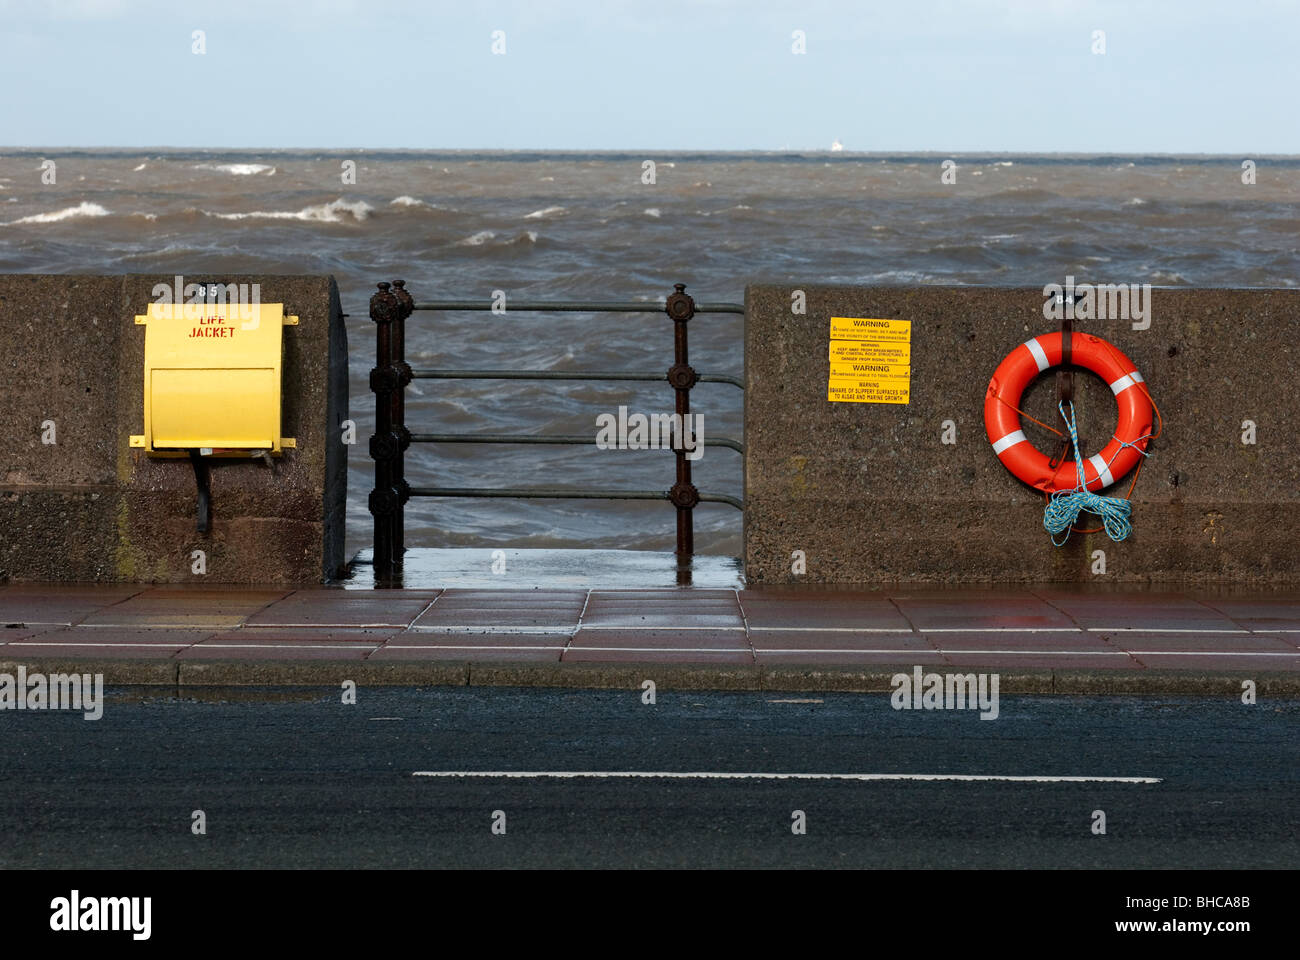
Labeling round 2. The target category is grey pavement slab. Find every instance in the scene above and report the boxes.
[0,582,1296,688]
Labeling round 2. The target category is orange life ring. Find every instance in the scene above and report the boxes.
[984,333,1152,493]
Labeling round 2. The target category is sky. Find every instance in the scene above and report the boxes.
[1,0,1298,152]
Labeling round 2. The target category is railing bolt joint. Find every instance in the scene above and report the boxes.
[369,366,401,394]
[370,283,399,323]
[669,482,701,510]
[369,432,401,463]
[368,488,398,517]
[666,283,695,322]
[666,362,698,390]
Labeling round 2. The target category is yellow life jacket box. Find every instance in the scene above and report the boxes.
[130,300,297,456]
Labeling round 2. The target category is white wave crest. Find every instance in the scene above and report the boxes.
[132,162,148,172]
[194,163,277,176]
[644,208,661,218]
[453,229,538,247]
[523,205,566,219]
[7,201,110,225]
[390,195,429,207]
[207,198,373,222]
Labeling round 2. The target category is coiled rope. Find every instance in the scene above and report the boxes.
[1042,400,1151,547]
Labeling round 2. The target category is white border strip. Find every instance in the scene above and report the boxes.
[922,627,1081,633]
[1087,454,1115,488]
[74,621,242,629]
[413,770,1161,784]
[1109,372,1141,395]
[565,646,750,653]
[409,625,575,635]
[747,626,919,633]
[576,624,747,631]
[384,644,567,651]
[991,429,1027,455]
[190,643,379,650]
[242,622,411,629]
[7,640,1289,655]
[1086,627,1250,634]
[7,642,191,648]
[1024,338,1050,371]
[756,648,1126,656]
[1128,651,1298,657]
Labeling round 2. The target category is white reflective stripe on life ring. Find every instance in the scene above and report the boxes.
[1023,338,1050,372]
[1108,371,1145,395]
[1088,454,1115,488]
[991,429,1028,455]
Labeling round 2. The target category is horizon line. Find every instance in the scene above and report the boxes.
[2,146,1295,159]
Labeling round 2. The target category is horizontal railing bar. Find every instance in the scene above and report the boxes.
[411,300,745,315]
[699,492,744,510]
[409,486,665,501]
[409,433,744,453]
[409,368,744,388]
[407,486,744,510]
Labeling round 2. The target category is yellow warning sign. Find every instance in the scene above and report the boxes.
[829,360,910,381]
[826,379,911,404]
[827,315,912,404]
[830,316,910,343]
[829,340,911,364]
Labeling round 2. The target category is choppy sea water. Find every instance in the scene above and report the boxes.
[2,150,1297,558]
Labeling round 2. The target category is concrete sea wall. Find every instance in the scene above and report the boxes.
[0,274,348,583]
[743,285,1300,584]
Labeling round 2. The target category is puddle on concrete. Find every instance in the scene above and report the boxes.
[343,547,744,589]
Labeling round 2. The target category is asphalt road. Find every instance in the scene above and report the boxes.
[0,686,1295,868]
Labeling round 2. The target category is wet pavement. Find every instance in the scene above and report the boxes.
[1,581,1297,672]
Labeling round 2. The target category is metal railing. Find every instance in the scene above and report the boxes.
[367,281,744,583]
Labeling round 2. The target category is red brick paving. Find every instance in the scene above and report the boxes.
[747,630,929,651]
[892,596,1075,630]
[176,640,377,660]
[756,650,950,665]
[388,632,567,648]
[371,644,564,662]
[244,591,440,628]
[0,583,1296,672]
[565,629,750,663]
[922,631,1115,652]
[410,589,586,632]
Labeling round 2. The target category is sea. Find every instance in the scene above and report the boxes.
[2,149,1297,558]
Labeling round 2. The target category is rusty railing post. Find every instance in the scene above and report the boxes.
[368,282,402,584]
[391,280,414,563]
[665,283,699,558]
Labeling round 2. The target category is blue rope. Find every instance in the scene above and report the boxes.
[1042,400,1149,547]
